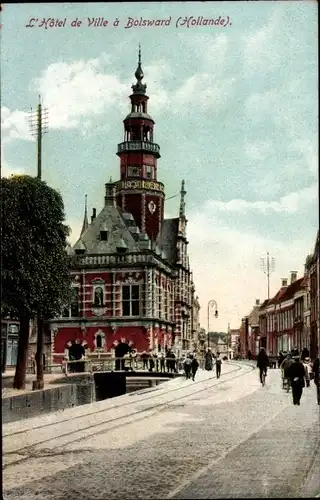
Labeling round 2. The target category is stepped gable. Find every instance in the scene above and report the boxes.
[74,204,140,255]
[157,218,179,265]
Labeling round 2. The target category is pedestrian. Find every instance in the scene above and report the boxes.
[183,355,192,379]
[301,347,310,361]
[302,357,311,387]
[215,353,222,379]
[287,355,305,405]
[312,354,320,405]
[160,352,165,373]
[191,354,199,381]
[141,351,149,370]
[153,351,159,372]
[248,349,252,361]
[278,351,285,368]
[166,351,172,373]
[204,348,213,371]
[280,353,294,391]
[256,347,269,385]
[171,351,177,373]
[149,356,155,372]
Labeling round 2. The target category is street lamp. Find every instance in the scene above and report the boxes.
[207,300,218,349]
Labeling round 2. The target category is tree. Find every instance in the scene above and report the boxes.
[1,175,73,389]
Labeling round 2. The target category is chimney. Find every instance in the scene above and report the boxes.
[255,299,260,306]
[281,278,288,287]
[290,271,298,284]
[91,208,96,224]
[105,182,117,207]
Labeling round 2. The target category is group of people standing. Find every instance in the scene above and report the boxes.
[204,348,222,379]
[256,345,320,407]
[140,350,177,373]
[183,354,199,381]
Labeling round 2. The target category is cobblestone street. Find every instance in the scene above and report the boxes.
[3,362,320,499]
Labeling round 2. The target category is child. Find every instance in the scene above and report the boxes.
[303,357,312,387]
[183,355,192,379]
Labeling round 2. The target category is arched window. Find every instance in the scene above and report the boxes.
[94,330,106,350]
[94,286,104,306]
[96,334,102,349]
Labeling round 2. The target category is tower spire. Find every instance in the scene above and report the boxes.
[80,194,89,236]
[179,180,186,218]
[132,44,146,95]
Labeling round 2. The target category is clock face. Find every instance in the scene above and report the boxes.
[148,201,156,214]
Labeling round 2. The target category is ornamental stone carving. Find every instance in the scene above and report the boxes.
[92,308,107,316]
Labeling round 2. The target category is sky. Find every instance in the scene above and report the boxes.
[1,1,318,331]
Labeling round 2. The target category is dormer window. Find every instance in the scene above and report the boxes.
[100,224,109,241]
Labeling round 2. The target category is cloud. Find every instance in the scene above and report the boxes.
[31,54,173,131]
[243,6,284,74]
[174,72,235,112]
[245,141,271,161]
[206,183,317,215]
[32,54,129,130]
[1,106,34,144]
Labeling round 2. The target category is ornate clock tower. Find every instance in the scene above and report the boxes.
[116,46,164,241]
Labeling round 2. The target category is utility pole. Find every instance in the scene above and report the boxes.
[260,252,275,299]
[28,97,49,390]
[29,96,49,179]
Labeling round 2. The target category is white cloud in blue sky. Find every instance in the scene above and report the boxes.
[1,1,318,330]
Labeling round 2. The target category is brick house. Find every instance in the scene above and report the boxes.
[258,273,307,356]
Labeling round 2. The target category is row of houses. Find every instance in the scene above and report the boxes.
[238,231,320,361]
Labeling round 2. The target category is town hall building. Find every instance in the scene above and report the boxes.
[50,49,200,362]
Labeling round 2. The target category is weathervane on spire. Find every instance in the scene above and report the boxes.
[138,43,141,65]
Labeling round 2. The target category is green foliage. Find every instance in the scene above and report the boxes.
[1,175,73,319]
[208,331,227,344]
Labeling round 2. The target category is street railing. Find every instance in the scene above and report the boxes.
[26,355,212,375]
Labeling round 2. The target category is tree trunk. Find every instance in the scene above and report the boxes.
[34,316,44,390]
[13,314,30,390]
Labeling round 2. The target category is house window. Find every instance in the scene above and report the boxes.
[128,166,140,177]
[145,165,153,179]
[96,334,102,349]
[93,286,104,307]
[70,287,79,317]
[122,285,140,316]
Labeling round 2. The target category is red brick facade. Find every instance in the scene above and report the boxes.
[49,51,197,363]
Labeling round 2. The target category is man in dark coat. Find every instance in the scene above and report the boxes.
[183,355,192,379]
[257,347,269,384]
[205,349,213,371]
[191,355,199,381]
[312,355,320,405]
[278,351,285,368]
[287,356,305,405]
[215,353,222,379]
